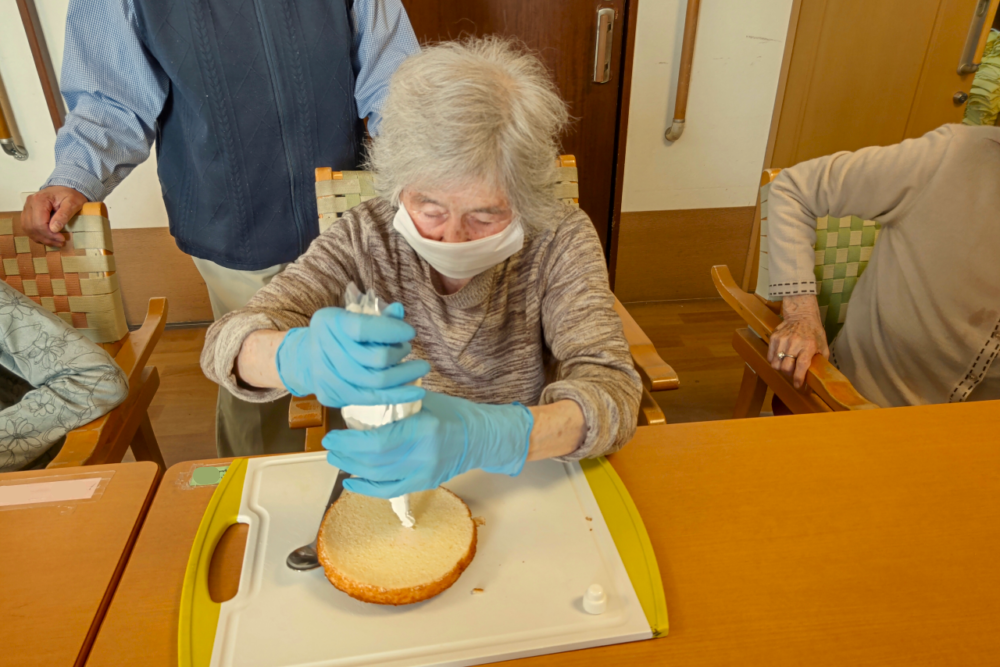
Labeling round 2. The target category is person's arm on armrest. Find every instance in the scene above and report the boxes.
[22,0,168,246]
[0,284,128,472]
[769,294,829,389]
[766,126,954,386]
[526,401,585,461]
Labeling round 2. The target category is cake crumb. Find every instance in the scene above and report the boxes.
[473,516,486,527]
[585,516,593,521]
[472,588,485,595]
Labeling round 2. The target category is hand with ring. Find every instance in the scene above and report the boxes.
[767,294,830,389]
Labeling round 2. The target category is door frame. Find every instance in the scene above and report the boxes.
[607,0,639,289]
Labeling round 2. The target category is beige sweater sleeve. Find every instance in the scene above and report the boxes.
[767,125,954,296]
[200,218,363,403]
[538,218,642,460]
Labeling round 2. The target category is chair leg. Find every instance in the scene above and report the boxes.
[130,412,166,470]
[733,364,768,419]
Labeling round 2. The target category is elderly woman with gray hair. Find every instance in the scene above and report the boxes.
[201,38,641,497]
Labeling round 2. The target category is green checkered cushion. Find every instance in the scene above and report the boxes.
[756,182,881,341]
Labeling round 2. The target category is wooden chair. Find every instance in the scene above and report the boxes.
[712,169,879,417]
[0,204,168,468]
[291,156,680,450]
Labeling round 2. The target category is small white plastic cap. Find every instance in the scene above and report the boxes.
[583,584,607,614]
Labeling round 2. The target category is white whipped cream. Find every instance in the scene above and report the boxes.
[390,495,415,528]
[342,296,420,529]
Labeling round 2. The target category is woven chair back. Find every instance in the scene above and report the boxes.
[314,156,581,233]
[0,204,128,344]
[755,181,881,342]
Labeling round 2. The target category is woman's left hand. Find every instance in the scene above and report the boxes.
[324,391,534,498]
[768,294,830,389]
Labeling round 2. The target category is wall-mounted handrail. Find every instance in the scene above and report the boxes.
[665,0,701,142]
[0,71,28,161]
[16,0,65,132]
[958,0,998,74]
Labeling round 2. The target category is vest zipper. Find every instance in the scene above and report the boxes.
[250,0,307,257]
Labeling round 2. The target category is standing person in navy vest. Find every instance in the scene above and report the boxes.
[20,0,420,457]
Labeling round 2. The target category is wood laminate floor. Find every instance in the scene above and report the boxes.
[140,299,757,467]
[625,299,770,424]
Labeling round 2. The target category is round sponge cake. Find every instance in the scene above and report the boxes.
[317,487,477,605]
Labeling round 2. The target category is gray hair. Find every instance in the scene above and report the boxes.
[366,37,571,226]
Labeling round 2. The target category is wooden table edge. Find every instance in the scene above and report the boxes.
[77,461,163,667]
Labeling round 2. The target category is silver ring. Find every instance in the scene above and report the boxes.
[777,352,796,360]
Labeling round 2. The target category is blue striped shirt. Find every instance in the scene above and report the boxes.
[44,0,419,202]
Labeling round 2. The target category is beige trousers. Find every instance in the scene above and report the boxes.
[193,257,305,458]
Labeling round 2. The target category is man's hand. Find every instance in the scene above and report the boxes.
[21,186,88,247]
[768,294,829,390]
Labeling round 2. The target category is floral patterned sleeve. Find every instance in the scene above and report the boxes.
[0,282,129,471]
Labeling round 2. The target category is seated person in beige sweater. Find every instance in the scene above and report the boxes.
[201,38,642,497]
[0,281,128,471]
[766,124,999,407]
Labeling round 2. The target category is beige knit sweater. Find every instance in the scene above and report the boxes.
[201,199,641,460]
[768,124,1000,407]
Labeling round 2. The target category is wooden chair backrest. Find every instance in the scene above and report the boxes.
[750,169,882,342]
[0,203,128,349]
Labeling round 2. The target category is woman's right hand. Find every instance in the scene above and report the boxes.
[767,294,829,389]
[275,304,429,407]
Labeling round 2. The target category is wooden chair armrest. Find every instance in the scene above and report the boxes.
[114,297,168,385]
[613,297,680,392]
[49,413,117,468]
[45,298,168,468]
[713,266,877,411]
[48,366,162,467]
[637,387,666,426]
[711,265,782,338]
[289,395,325,429]
[732,327,878,412]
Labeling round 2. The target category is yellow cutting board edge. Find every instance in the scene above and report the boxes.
[179,458,248,667]
[581,456,669,637]
[179,456,667,666]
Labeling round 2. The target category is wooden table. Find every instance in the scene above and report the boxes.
[87,401,1000,666]
[0,461,160,667]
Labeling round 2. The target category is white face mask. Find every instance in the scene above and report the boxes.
[392,202,525,280]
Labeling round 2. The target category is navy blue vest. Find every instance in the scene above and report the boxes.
[133,0,361,270]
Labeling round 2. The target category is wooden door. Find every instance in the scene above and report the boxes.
[768,0,999,168]
[399,1,629,251]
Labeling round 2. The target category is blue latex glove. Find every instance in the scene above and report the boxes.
[275,303,430,407]
[324,391,534,498]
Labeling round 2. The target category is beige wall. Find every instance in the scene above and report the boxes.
[621,0,793,212]
[616,0,793,302]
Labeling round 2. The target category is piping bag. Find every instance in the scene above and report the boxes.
[340,283,420,528]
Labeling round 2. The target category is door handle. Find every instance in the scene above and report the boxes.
[593,7,615,84]
[958,0,992,74]
[0,71,28,161]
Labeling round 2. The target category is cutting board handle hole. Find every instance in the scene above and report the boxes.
[209,522,248,603]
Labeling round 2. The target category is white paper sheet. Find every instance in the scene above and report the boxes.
[0,477,101,507]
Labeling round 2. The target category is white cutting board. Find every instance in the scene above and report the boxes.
[210,452,651,667]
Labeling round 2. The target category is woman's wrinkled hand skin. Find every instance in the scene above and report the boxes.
[767,294,829,389]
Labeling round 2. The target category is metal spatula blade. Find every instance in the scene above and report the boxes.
[286,468,351,571]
